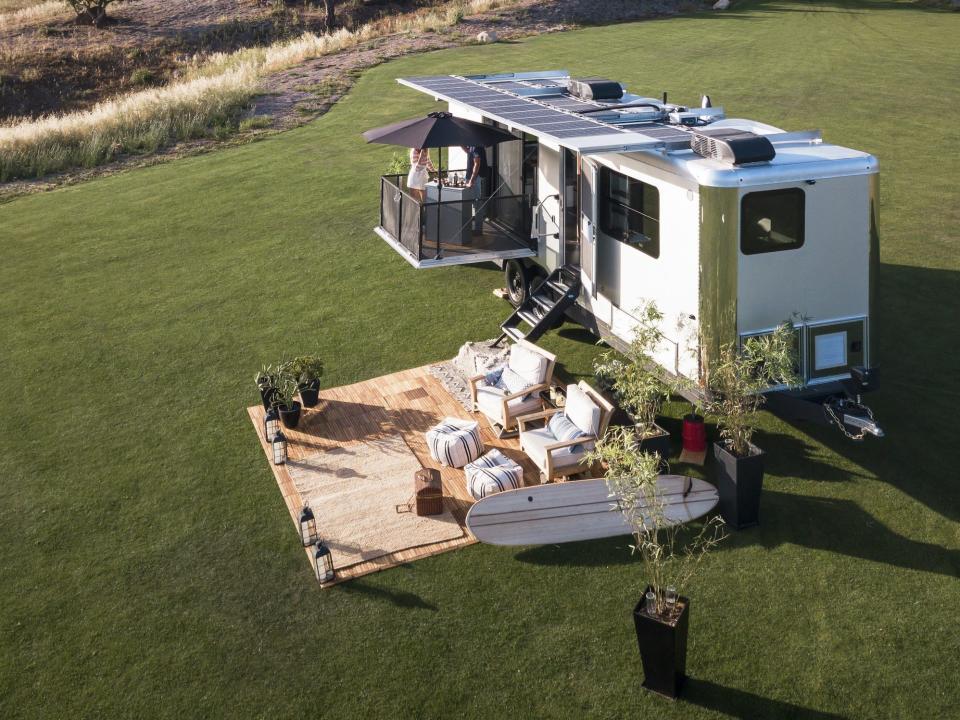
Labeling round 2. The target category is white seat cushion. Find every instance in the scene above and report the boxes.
[475,384,541,424]
[521,426,592,472]
[465,449,523,499]
[565,384,601,436]
[508,343,549,386]
[426,417,483,468]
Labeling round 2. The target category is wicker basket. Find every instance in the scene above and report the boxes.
[414,468,443,516]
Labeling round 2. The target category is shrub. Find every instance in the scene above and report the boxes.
[64,0,124,26]
[129,68,155,86]
[238,115,272,132]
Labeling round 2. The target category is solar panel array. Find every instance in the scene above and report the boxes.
[401,75,626,140]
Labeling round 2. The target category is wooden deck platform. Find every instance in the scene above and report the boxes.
[247,365,543,587]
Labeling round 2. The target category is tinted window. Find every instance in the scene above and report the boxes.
[741,188,805,255]
[599,167,660,259]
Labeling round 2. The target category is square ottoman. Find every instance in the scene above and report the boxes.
[426,417,483,468]
[465,449,523,500]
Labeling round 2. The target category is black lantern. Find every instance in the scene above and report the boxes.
[263,405,280,443]
[271,430,287,465]
[299,505,317,547]
[313,541,335,584]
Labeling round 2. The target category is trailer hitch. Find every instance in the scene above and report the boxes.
[820,366,885,440]
[823,396,884,440]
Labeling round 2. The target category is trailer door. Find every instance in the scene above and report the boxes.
[579,156,598,298]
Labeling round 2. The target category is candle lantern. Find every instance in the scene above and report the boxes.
[271,430,287,465]
[263,406,280,443]
[299,505,317,547]
[313,541,335,584]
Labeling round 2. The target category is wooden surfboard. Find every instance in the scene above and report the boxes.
[465,475,719,546]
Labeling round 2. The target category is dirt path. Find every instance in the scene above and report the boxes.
[253,0,686,130]
[0,0,689,200]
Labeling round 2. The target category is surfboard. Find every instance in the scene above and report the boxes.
[465,475,719,546]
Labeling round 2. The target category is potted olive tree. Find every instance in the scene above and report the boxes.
[705,323,799,529]
[272,369,302,430]
[588,428,725,699]
[290,355,324,408]
[594,301,673,466]
[255,365,279,411]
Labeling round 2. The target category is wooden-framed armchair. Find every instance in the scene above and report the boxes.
[518,381,615,482]
[467,339,557,438]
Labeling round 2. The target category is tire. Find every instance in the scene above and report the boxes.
[504,260,529,307]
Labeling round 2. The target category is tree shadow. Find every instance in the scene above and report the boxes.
[335,579,438,611]
[681,678,847,720]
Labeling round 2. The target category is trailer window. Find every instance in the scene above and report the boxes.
[741,188,805,255]
[599,167,660,258]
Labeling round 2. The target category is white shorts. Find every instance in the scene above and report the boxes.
[407,166,429,190]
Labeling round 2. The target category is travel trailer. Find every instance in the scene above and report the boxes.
[373,70,883,438]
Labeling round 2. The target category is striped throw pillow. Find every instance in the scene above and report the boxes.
[548,411,589,455]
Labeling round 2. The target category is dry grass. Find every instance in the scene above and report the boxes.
[0,0,65,29]
[0,0,515,181]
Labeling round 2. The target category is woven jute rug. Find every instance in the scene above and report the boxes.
[287,436,464,569]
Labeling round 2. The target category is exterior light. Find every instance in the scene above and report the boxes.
[313,541,335,584]
[264,406,280,443]
[271,430,287,465]
[299,505,317,547]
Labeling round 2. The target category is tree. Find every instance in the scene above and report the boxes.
[65,0,124,27]
[323,0,336,30]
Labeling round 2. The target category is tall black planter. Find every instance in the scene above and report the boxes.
[259,385,277,411]
[637,424,671,471]
[278,401,302,429]
[298,379,321,408]
[633,588,689,700]
[713,440,765,529]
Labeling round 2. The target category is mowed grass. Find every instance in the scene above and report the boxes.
[1,2,958,718]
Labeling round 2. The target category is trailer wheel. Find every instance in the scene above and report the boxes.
[505,260,529,307]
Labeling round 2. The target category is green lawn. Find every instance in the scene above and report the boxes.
[2,1,958,718]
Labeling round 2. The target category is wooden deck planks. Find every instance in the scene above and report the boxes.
[247,365,542,587]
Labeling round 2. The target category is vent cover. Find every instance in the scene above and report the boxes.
[567,78,624,102]
[690,127,775,165]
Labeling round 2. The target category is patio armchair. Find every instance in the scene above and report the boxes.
[468,339,557,438]
[518,381,615,483]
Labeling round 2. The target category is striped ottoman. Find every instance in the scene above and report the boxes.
[465,449,523,500]
[426,417,483,468]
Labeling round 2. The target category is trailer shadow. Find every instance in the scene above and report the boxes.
[513,490,958,578]
[680,678,846,720]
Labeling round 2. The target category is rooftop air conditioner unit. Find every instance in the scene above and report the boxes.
[567,78,624,102]
[690,127,776,165]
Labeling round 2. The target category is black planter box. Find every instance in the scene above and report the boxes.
[637,424,671,471]
[633,587,689,700]
[278,401,302,429]
[259,385,277,411]
[298,380,321,408]
[713,440,765,529]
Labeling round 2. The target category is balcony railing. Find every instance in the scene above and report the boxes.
[376,171,537,268]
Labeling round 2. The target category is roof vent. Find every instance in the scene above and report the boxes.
[567,78,624,102]
[690,127,775,165]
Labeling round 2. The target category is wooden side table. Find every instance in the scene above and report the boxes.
[414,468,443,516]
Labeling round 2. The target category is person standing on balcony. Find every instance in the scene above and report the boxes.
[407,147,435,203]
[463,145,489,236]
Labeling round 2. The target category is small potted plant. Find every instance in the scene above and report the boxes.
[273,367,302,430]
[705,323,799,529]
[290,355,324,408]
[255,365,278,411]
[681,397,707,454]
[594,301,674,467]
[588,428,725,699]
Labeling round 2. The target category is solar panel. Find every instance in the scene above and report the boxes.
[397,74,694,153]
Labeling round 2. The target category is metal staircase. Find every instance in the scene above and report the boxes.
[494,266,581,346]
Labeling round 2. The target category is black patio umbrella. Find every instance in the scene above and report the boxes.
[363,111,517,234]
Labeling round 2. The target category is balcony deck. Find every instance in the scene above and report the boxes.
[377,173,537,268]
[247,365,545,587]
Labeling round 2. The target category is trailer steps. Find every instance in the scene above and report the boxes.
[494,266,581,346]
